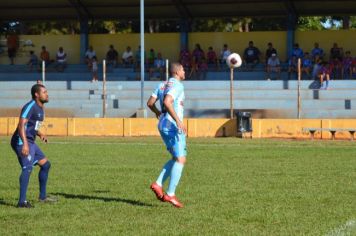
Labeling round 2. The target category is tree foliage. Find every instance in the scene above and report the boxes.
[1,16,355,35]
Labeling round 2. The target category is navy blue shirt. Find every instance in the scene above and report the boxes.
[12,100,44,145]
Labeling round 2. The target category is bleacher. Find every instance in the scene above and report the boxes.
[0,64,356,118]
[0,63,298,82]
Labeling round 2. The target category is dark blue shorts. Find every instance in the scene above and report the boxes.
[11,141,46,168]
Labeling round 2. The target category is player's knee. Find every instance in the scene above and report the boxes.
[176,157,186,164]
[22,164,33,173]
[41,160,51,170]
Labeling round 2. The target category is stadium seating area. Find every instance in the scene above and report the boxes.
[1,64,356,118]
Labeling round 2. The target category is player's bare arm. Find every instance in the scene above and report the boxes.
[37,130,48,143]
[18,117,29,156]
[147,96,161,119]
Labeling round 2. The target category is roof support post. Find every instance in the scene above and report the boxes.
[286,13,297,60]
[180,19,189,51]
[80,19,89,64]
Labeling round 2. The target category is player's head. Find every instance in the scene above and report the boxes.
[31,84,48,104]
[170,62,185,80]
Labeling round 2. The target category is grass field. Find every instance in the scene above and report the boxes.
[0,136,355,236]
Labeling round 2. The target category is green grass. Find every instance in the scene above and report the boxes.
[0,136,355,236]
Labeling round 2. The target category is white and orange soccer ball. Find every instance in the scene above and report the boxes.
[226,53,242,68]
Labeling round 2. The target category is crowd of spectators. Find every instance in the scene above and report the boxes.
[12,40,356,84]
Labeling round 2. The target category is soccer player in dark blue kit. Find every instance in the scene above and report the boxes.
[11,84,56,208]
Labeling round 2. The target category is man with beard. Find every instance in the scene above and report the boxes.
[10,84,56,208]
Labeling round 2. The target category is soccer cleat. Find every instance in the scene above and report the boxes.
[39,196,58,203]
[150,182,164,201]
[162,194,183,208]
[17,201,33,208]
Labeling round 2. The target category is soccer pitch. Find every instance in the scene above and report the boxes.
[0,136,355,236]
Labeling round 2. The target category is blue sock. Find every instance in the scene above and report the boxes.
[39,161,51,200]
[167,162,184,196]
[156,159,174,186]
[19,165,32,203]
[326,80,329,88]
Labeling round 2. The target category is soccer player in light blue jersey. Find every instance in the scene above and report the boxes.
[148,62,186,208]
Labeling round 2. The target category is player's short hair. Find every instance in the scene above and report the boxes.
[31,84,45,99]
[170,62,182,75]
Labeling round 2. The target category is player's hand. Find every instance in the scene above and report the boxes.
[155,111,162,119]
[21,143,29,157]
[177,120,187,134]
[39,134,48,143]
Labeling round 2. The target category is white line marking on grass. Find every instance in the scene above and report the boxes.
[325,219,356,236]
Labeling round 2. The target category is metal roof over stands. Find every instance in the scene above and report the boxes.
[0,0,355,21]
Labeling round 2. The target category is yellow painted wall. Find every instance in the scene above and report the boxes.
[0,117,8,135]
[71,118,124,136]
[2,117,356,140]
[0,35,80,64]
[295,30,356,59]
[187,118,237,137]
[189,32,288,61]
[1,30,356,65]
[89,33,180,62]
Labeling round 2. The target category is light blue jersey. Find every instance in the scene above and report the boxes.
[158,77,185,132]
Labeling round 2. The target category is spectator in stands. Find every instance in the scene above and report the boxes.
[192,43,205,67]
[265,42,277,64]
[330,42,343,61]
[6,30,19,65]
[197,58,208,80]
[85,46,96,69]
[147,48,156,67]
[301,52,313,79]
[311,42,324,61]
[91,56,98,83]
[206,46,219,69]
[266,53,281,80]
[291,43,304,59]
[342,51,353,79]
[352,57,356,78]
[149,52,165,79]
[40,46,51,67]
[122,46,134,67]
[220,44,231,65]
[312,54,323,79]
[55,47,67,72]
[243,41,261,71]
[288,55,298,79]
[27,50,38,72]
[179,46,191,71]
[330,57,342,79]
[319,61,331,89]
[106,45,119,67]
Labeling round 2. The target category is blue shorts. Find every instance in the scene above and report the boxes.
[11,141,45,168]
[159,130,187,158]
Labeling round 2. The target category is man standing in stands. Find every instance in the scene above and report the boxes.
[55,47,67,72]
[106,45,119,67]
[149,62,187,208]
[243,41,261,71]
[40,46,51,68]
[10,84,56,208]
[265,42,277,64]
[6,30,19,65]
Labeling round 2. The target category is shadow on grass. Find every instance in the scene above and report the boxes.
[52,192,153,207]
[0,198,15,207]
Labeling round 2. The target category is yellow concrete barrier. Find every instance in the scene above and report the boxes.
[2,117,356,139]
[0,117,8,135]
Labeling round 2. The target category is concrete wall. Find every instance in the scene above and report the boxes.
[1,117,355,139]
[1,30,355,64]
